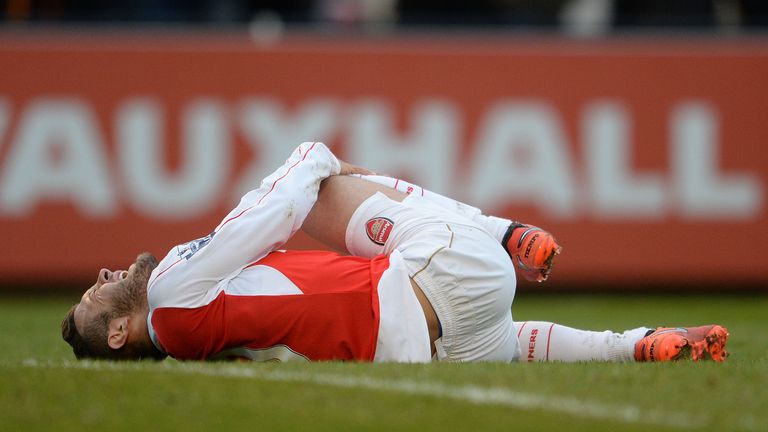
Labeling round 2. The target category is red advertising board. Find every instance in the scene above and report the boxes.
[0,32,766,288]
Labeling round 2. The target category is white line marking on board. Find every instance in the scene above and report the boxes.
[6,359,759,431]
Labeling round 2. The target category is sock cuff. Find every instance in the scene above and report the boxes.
[621,327,652,362]
[499,220,523,255]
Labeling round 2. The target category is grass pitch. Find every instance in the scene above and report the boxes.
[1,293,766,432]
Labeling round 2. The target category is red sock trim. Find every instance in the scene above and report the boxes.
[516,321,528,338]
[545,323,556,361]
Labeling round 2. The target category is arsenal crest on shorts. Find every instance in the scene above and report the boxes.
[365,217,394,245]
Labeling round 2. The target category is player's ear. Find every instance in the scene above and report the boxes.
[107,316,130,350]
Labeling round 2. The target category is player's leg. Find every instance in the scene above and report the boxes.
[352,175,511,240]
[513,321,729,362]
[305,174,559,282]
[514,321,649,362]
[354,175,561,282]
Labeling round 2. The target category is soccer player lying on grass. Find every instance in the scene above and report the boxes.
[61,142,728,363]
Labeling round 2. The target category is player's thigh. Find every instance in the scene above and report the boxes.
[398,219,519,361]
[303,175,407,253]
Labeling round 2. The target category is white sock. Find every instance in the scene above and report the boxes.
[356,174,512,241]
[514,321,650,362]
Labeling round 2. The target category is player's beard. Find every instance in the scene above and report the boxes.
[105,252,165,360]
[111,252,158,317]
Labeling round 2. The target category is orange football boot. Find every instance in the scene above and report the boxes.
[634,325,729,362]
[503,223,562,282]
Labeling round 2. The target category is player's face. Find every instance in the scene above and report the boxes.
[73,264,135,333]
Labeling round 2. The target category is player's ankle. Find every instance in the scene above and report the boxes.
[501,222,526,257]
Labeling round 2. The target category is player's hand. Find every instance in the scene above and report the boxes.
[339,160,375,176]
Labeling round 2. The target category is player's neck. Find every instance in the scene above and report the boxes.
[127,308,151,347]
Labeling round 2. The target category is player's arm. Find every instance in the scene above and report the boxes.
[148,144,377,303]
[182,142,343,279]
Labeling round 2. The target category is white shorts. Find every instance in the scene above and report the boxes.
[346,192,520,362]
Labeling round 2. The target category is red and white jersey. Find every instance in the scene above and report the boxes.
[145,142,431,362]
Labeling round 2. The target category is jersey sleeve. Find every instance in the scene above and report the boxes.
[200,141,340,276]
[149,141,340,291]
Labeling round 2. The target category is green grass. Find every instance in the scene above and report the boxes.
[1,294,766,432]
